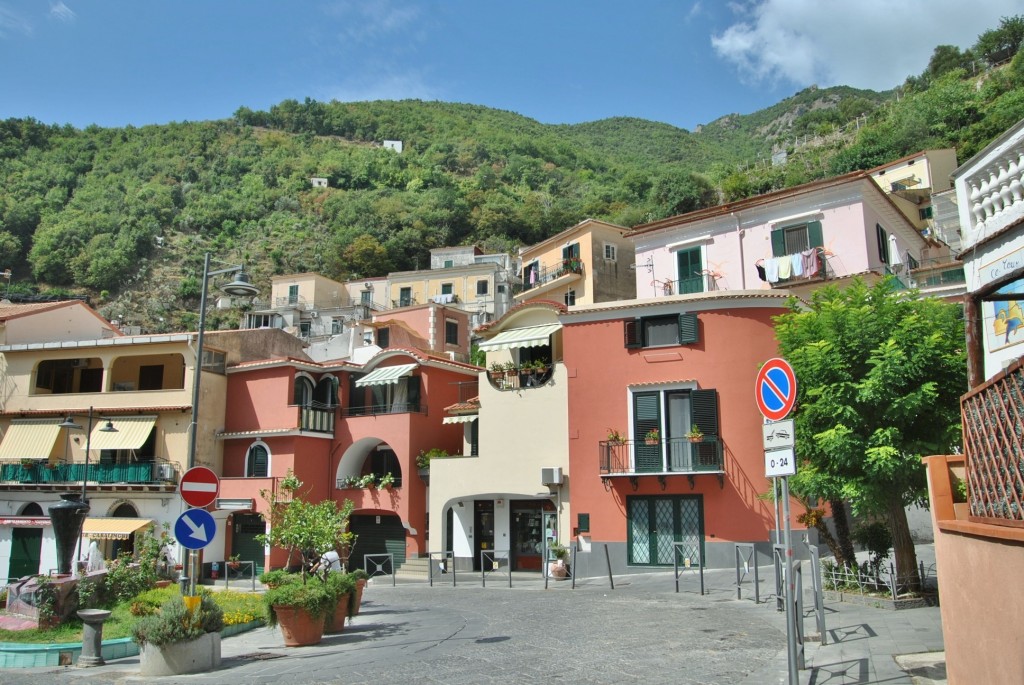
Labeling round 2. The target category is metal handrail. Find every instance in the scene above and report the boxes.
[599,437,724,475]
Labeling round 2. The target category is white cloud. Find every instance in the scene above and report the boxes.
[319,70,440,104]
[321,0,422,45]
[0,5,33,38]
[49,1,75,23]
[712,0,1024,91]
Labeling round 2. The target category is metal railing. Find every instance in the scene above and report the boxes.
[481,550,512,588]
[821,558,936,601]
[428,551,457,587]
[734,543,761,603]
[341,402,425,417]
[514,259,584,295]
[221,560,257,592]
[673,543,704,595]
[0,460,177,484]
[485,367,554,391]
[364,553,396,586]
[962,357,1024,526]
[599,437,724,475]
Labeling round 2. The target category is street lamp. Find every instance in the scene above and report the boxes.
[187,253,259,471]
[60,409,118,562]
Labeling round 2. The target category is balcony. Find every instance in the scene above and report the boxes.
[599,437,724,485]
[485,365,554,391]
[961,357,1024,526]
[514,259,584,296]
[299,405,335,433]
[961,142,1024,247]
[0,460,178,486]
[341,402,425,417]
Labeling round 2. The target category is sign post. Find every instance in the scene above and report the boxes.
[177,467,220,597]
[756,358,800,685]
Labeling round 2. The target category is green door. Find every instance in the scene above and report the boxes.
[9,527,43,580]
[231,514,266,574]
[349,514,407,573]
[676,247,704,294]
[627,496,704,566]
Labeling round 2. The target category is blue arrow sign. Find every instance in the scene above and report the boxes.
[174,508,216,550]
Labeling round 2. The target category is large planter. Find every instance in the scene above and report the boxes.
[273,604,326,647]
[548,560,569,579]
[351,578,367,616]
[140,632,221,677]
[325,592,351,634]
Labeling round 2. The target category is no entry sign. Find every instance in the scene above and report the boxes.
[179,466,220,508]
[755,358,797,422]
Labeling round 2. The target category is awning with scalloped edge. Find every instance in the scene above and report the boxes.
[477,324,561,351]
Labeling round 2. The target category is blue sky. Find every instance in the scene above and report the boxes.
[1,1,1020,132]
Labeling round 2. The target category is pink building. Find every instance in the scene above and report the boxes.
[562,291,802,571]
[628,171,941,301]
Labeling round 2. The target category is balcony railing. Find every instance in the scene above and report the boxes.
[300,405,335,433]
[962,143,1024,244]
[514,259,584,295]
[0,460,178,485]
[961,357,1024,526]
[486,366,554,391]
[341,402,425,417]
[599,437,724,475]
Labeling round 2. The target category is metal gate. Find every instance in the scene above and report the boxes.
[628,495,703,566]
[349,514,406,571]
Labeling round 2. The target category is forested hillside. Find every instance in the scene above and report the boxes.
[1,17,1023,333]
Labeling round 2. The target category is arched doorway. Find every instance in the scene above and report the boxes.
[230,513,266,574]
[110,502,138,559]
[8,503,44,580]
[348,513,406,572]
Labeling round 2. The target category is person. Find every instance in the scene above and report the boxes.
[86,540,105,573]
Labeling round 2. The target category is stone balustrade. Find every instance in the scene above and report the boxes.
[965,141,1024,242]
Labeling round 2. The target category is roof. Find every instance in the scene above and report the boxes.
[475,300,567,334]
[561,289,793,319]
[0,300,121,335]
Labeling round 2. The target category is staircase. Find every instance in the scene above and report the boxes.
[393,556,436,580]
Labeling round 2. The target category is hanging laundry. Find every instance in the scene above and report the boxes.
[777,255,792,280]
[790,253,803,278]
[802,249,819,277]
[765,257,780,283]
[756,261,767,282]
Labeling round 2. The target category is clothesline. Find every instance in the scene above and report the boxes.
[756,247,824,284]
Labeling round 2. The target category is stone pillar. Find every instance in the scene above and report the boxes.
[48,493,90,576]
[76,609,111,667]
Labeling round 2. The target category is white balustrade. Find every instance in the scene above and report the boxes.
[964,140,1024,240]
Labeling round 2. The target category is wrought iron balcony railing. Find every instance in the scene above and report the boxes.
[341,402,425,417]
[0,460,178,485]
[961,357,1024,526]
[599,437,724,475]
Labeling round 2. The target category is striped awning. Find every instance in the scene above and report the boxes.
[0,419,62,460]
[442,415,478,424]
[355,363,418,387]
[477,323,561,351]
[88,416,156,450]
[82,517,153,540]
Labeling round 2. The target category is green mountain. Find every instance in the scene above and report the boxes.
[1,43,1023,333]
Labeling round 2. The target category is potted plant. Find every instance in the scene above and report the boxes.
[548,543,569,579]
[339,475,360,489]
[356,474,376,489]
[488,361,505,381]
[262,577,335,646]
[377,472,395,490]
[324,571,357,634]
[503,361,518,379]
[227,554,241,571]
[350,568,369,616]
[645,428,660,445]
[133,592,224,676]
[606,429,625,446]
[686,425,704,443]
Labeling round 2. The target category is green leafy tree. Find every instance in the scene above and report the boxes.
[774,278,965,589]
[974,14,1024,65]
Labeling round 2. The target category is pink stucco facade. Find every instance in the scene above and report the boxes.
[562,291,805,569]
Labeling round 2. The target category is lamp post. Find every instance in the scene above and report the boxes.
[59,410,118,564]
[187,252,259,471]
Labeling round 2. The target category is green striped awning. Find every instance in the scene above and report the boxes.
[355,363,418,387]
[477,323,561,351]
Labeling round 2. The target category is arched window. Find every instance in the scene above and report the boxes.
[293,376,314,407]
[314,376,339,408]
[246,443,269,478]
[19,502,43,516]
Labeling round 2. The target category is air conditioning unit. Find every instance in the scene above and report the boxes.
[156,464,176,481]
[541,467,563,486]
[310,311,319,318]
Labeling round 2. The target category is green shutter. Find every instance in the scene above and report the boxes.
[691,389,719,436]
[771,228,786,257]
[624,319,641,348]
[876,224,888,264]
[633,392,662,472]
[807,221,823,249]
[678,313,699,344]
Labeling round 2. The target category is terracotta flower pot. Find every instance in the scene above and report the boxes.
[273,604,326,647]
[325,592,351,634]
[351,578,367,616]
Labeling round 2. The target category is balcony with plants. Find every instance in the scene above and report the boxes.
[485,359,553,391]
[0,458,178,487]
[599,427,724,485]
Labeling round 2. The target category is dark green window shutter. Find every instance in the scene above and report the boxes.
[247,444,268,478]
[624,319,641,348]
[807,221,823,249]
[633,392,662,472]
[690,389,719,436]
[678,313,699,344]
[407,376,421,409]
[770,228,786,257]
[876,224,889,264]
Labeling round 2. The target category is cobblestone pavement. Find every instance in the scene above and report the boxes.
[0,565,945,685]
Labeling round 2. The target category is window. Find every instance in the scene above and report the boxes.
[399,287,412,307]
[632,388,720,473]
[331,319,342,335]
[361,290,373,305]
[624,313,699,349]
[293,376,314,407]
[477,280,489,296]
[564,289,576,306]
[604,243,617,261]
[444,259,454,268]
[524,261,540,287]
[497,284,506,294]
[299,321,311,337]
[770,221,822,257]
[445,319,459,345]
[919,206,933,220]
[676,247,704,294]
[441,283,453,295]
[377,327,390,348]
[246,443,269,478]
[288,285,299,305]
[876,224,890,265]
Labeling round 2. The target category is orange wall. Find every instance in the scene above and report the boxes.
[564,305,799,545]
[224,367,296,432]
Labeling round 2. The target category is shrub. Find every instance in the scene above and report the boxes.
[853,521,892,577]
[262,576,335,627]
[131,592,224,647]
